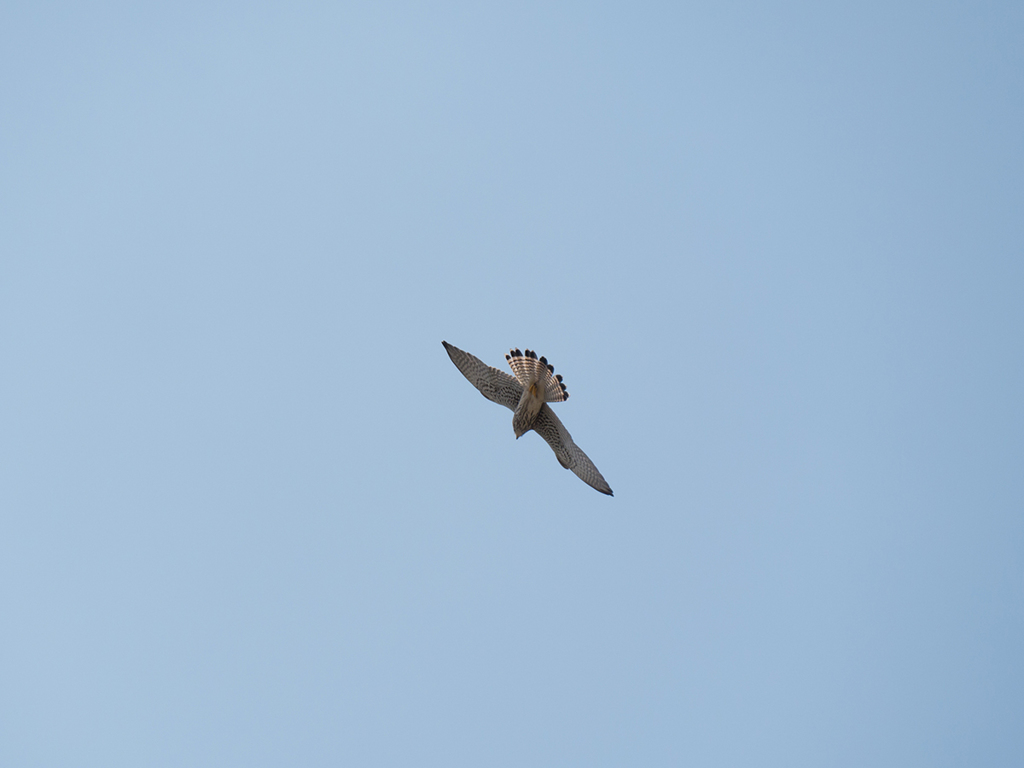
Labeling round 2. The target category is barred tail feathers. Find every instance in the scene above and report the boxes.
[504,348,569,403]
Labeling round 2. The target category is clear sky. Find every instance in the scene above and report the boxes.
[2,2,1022,766]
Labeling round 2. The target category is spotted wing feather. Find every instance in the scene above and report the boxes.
[532,404,613,496]
[442,341,522,410]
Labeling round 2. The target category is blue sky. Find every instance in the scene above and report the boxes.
[2,2,1022,765]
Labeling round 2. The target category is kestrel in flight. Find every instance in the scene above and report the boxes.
[442,341,613,496]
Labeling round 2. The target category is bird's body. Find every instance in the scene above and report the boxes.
[505,347,566,438]
[442,341,613,496]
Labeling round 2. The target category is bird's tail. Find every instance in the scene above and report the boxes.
[505,348,568,402]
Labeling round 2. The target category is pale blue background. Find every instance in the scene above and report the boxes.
[2,2,1022,766]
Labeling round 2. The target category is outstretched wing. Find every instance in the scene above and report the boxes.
[532,404,614,496]
[442,341,522,411]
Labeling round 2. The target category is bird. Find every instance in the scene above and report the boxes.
[442,341,613,496]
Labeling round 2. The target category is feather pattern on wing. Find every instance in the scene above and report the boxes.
[532,404,614,496]
[442,341,522,410]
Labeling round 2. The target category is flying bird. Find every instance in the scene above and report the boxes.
[442,341,613,496]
